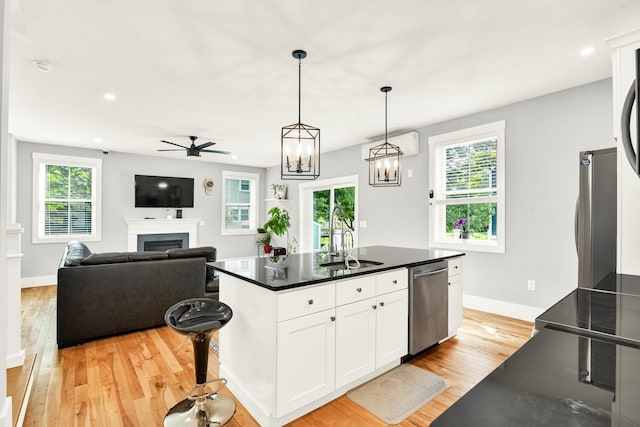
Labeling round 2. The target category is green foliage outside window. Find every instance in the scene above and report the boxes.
[44,164,93,235]
[312,186,355,249]
[444,138,497,240]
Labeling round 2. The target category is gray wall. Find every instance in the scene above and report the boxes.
[17,143,266,279]
[267,78,613,310]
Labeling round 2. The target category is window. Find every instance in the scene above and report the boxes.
[222,171,259,234]
[428,121,505,253]
[32,153,102,243]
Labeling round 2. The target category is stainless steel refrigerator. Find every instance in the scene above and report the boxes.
[576,147,617,288]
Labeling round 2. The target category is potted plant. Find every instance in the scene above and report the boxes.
[454,218,468,239]
[270,183,288,200]
[263,207,293,253]
[256,227,272,253]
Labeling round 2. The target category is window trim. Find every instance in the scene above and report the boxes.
[428,121,505,253]
[32,152,103,244]
[221,171,259,235]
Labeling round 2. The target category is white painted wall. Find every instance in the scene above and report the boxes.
[16,142,267,283]
[268,79,613,313]
[0,0,12,422]
[608,29,640,276]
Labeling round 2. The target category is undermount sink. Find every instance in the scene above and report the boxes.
[320,259,383,271]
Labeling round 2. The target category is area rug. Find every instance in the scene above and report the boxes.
[346,364,448,424]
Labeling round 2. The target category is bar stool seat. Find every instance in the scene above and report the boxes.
[164,298,235,427]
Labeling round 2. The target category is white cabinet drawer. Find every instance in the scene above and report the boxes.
[277,283,336,322]
[336,276,375,306]
[448,257,463,277]
[375,268,408,295]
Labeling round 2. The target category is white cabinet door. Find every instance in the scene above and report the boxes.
[448,274,463,337]
[375,290,408,368]
[276,308,336,417]
[335,297,376,388]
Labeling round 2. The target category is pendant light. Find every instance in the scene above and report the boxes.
[281,49,320,180]
[369,86,403,187]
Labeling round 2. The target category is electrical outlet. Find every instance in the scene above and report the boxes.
[527,280,536,291]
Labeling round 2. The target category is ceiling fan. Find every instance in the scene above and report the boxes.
[158,135,231,157]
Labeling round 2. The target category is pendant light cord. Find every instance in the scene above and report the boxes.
[385,90,388,143]
[298,57,302,124]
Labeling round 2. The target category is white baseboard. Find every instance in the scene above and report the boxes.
[21,275,56,288]
[0,397,12,427]
[463,294,544,323]
[6,349,25,369]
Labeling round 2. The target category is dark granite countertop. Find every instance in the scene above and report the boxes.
[210,245,464,291]
[432,273,640,426]
[536,274,640,348]
[431,327,640,426]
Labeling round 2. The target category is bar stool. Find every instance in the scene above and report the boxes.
[164,298,235,426]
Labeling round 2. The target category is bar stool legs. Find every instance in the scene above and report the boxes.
[164,298,235,426]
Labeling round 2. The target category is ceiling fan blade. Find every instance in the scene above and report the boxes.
[160,140,188,149]
[157,149,186,152]
[195,141,216,150]
[200,149,231,155]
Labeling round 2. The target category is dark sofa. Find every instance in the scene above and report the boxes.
[57,241,219,348]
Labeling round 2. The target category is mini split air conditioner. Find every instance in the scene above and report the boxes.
[361,131,419,161]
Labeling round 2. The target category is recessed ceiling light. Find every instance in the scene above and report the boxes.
[94,137,102,143]
[32,60,53,72]
[103,92,116,101]
[580,46,595,56]
[232,155,238,160]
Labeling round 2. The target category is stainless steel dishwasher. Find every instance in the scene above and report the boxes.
[409,260,449,355]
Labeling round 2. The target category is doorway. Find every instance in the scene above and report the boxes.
[299,175,358,253]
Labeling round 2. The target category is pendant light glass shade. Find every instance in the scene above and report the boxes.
[369,86,403,187]
[281,50,320,180]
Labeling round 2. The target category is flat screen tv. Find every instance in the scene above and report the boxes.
[135,175,194,208]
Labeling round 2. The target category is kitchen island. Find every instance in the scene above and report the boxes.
[211,246,463,427]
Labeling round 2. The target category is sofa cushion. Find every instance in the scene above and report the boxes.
[63,240,93,266]
[167,247,216,262]
[80,252,131,265]
[128,251,169,262]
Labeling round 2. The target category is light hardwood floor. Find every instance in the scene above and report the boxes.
[17,286,533,426]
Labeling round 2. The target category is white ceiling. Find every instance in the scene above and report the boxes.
[8,1,640,168]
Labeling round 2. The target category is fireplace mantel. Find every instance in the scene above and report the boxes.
[125,218,201,251]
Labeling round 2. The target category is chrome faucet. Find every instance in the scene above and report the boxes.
[329,204,346,257]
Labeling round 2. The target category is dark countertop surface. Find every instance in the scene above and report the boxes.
[210,245,464,291]
[431,327,640,426]
[432,273,640,426]
[536,274,640,348]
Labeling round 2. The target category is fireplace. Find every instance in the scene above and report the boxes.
[125,218,201,252]
[137,233,189,251]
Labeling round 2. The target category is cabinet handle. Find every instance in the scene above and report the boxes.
[392,280,397,284]
[372,305,377,310]
[356,287,362,293]
[308,299,314,305]
[379,301,385,307]
[330,316,336,322]
[455,265,458,269]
